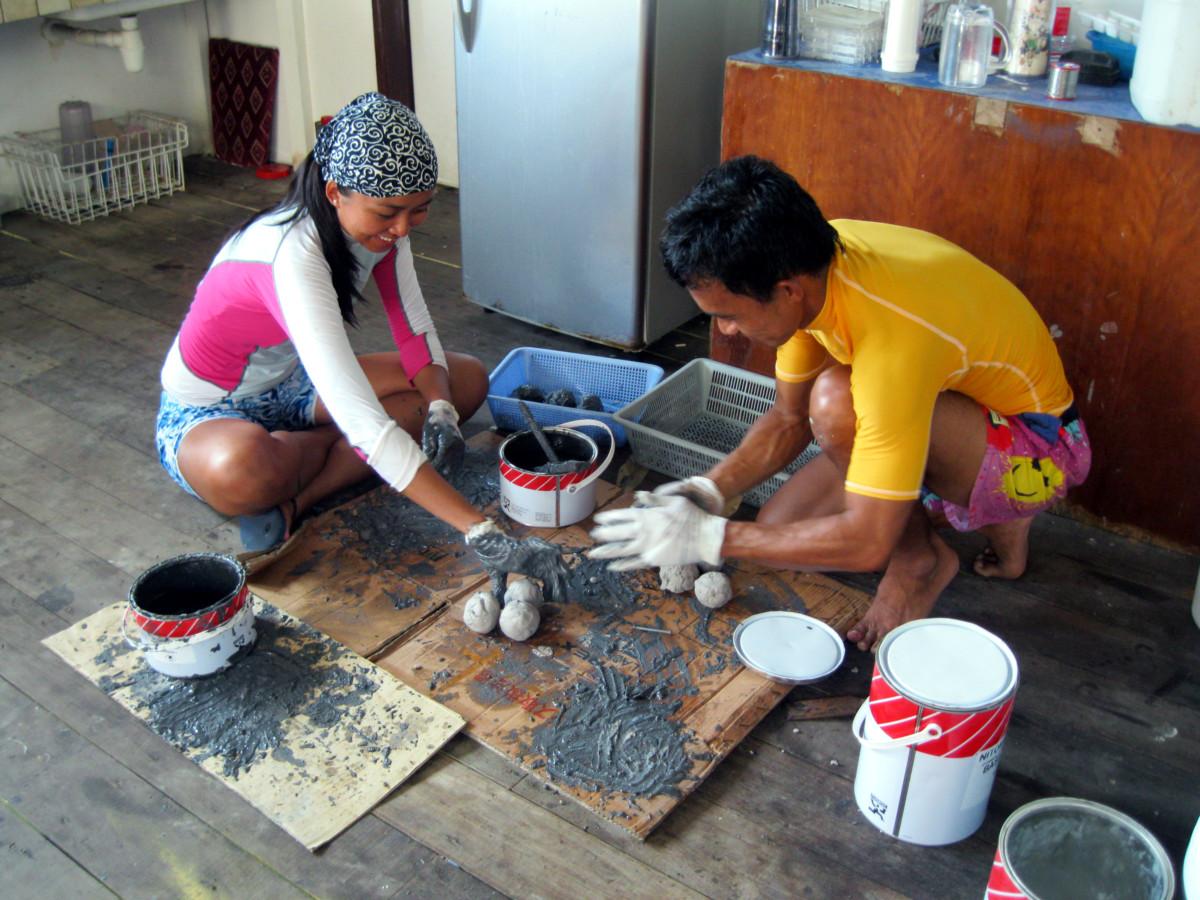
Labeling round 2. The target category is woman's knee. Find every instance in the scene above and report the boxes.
[183,431,295,514]
[809,366,855,450]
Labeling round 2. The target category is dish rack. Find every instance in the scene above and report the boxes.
[614,359,822,508]
[0,111,188,225]
[798,0,950,51]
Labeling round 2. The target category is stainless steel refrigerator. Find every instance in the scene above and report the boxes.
[453,0,760,349]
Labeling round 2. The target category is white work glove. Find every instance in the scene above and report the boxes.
[465,519,569,603]
[588,493,727,571]
[652,475,725,515]
[421,399,465,480]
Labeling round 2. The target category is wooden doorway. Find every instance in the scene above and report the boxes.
[373,0,415,109]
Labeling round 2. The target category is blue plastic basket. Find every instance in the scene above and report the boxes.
[487,347,665,447]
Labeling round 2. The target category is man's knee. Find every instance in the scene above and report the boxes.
[809,366,855,450]
[448,352,488,417]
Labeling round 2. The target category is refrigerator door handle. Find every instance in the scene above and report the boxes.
[456,0,477,53]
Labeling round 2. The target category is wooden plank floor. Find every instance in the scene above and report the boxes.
[1,157,1197,899]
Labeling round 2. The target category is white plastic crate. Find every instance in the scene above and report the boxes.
[0,111,188,225]
[615,359,822,508]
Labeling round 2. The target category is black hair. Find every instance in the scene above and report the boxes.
[659,155,843,302]
[234,151,363,326]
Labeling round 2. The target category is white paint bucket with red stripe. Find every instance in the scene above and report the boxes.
[124,553,257,678]
[852,618,1018,845]
[498,419,615,527]
[986,797,1175,899]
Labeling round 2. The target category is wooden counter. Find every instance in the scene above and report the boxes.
[717,54,1200,547]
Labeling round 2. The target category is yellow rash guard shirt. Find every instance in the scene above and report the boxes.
[775,220,1074,502]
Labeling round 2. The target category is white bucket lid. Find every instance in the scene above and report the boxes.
[732,611,845,684]
[877,618,1018,712]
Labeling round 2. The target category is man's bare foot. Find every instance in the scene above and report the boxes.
[846,530,960,652]
[973,517,1033,579]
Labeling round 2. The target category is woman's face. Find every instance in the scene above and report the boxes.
[325,182,435,253]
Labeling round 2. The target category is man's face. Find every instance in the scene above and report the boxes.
[688,280,799,348]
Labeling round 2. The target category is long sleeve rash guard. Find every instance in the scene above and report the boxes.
[160,209,446,491]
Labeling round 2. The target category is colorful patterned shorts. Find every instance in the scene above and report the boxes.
[923,404,1091,532]
[155,365,319,498]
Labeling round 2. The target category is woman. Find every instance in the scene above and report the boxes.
[156,92,566,597]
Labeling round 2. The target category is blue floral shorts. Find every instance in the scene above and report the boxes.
[155,365,319,497]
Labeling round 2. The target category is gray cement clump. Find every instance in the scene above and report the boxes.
[463,590,500,633]
[694,571,732,609]
[545,389,576,408]
[504,579,544,608]
[512,384,545,403]
[659,564,699,594]
[579,393,603,411]
[500,599,540,641]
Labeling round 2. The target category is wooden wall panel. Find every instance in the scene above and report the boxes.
[718,60,1200,547]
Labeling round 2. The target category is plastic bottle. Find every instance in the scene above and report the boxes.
[1129,0,1200,127]
[1005,0,1051,76]
[1048,5,1072,63]
[881,0,922,72]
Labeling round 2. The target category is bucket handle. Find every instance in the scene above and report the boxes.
[851,701,943,749]
[557,418,616,492]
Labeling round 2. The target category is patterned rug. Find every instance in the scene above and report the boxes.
[209,38,280,168]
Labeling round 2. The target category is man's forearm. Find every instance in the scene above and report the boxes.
[707,406,813,501]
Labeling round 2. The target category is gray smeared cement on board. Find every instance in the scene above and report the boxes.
[96,611,385,778]
[325,447,500,568]
[527,663,707,798]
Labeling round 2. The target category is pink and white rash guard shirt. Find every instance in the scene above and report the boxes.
[160,209,445,492]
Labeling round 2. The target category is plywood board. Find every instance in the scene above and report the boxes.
[243,433,620,658]
[43,598,465,850]
[375,521,871,839]
[240,433,870,839]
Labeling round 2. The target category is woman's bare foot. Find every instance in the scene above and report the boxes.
[846,530,960,652]
[973,516,1034,579]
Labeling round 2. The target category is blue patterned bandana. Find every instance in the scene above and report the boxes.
[313,92,438,197]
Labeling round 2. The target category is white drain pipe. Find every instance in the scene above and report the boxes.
[42,14,145,73]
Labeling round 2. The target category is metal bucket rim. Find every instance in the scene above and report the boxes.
[876,617,1019,714]
[128,552,247,622]
[998,797,1176,900]
[497,426,599,479]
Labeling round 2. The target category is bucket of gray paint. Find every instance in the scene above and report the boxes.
[124,553,257,678]
[498,418,615,527]
[985,797,1175,899]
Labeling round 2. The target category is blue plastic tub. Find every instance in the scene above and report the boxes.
[1086,30,1136,79]
[487,347,664,447]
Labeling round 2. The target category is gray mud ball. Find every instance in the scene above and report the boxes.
[579,393,604,411]
[512,384,545,403]
[504,579,544,608]
[499,599,541,641]
[463,590,500,634]
[545,389,577,407]
[694,571,733,609]
[659,564,700,594]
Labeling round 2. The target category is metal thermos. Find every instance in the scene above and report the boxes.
[762,0,798,58]
[58,100,95,167]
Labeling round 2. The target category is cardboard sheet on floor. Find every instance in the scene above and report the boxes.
[238,432,871,839]
[43,599,465,850]
[242,433,620,658]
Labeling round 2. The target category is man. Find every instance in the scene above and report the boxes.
[590,156,1090,651]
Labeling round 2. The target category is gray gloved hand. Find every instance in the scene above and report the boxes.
[422,399,465,480]
[652,475,725,515]
[465,519,569,603]
[587,493,726,571]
